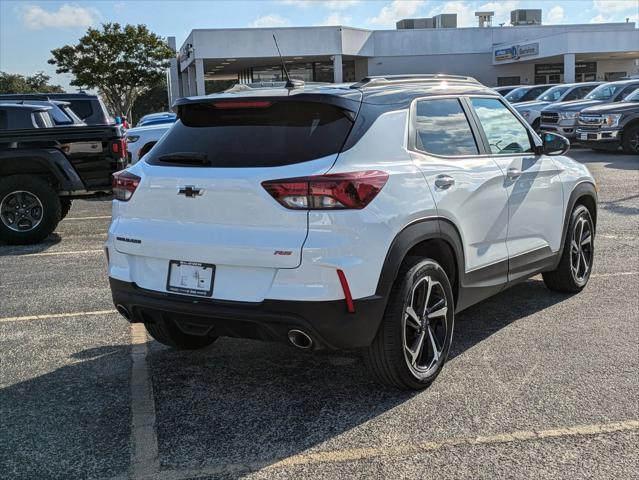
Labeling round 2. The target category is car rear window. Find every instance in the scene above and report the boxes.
[68,100,94,120]
[147,100,355,168]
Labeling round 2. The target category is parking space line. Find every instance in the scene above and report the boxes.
[0,309,117,323]
[591,271,638,278]
[129,323,160,479]
[64,215,112,221]
[146,420,639,479]
[15,249,103,258]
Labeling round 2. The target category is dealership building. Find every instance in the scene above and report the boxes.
[168,9,639,101]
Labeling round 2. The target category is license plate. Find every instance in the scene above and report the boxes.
[166,260,214,297]
[579,133,588,140]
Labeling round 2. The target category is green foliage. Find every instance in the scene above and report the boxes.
[0,71,64,94]
[49,22,173,117]
[131,78,169,123]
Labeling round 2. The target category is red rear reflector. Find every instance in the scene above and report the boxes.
[111,139,128,159]
[337,269,355,313]
[211,101,273,109]
[262,171,388,210]
[112,170,140,201]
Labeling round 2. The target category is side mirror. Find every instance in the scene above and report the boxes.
[540,132,570,156]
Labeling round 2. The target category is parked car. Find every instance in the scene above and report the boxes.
[0,99,85,127]
[576,88,639,153]
[107,74,597,390]
[493,85,520,96]
[504,84,556,103]
[0,92,113,125]
[540,79,639,140]
[0,103,126,244]
[126,122,172,164]
[515,82,601,132]
[137,112,177,127]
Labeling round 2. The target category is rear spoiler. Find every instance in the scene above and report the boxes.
[172,91,362,118]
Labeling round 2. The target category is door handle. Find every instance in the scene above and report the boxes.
[507,168,522,180]
[435,175,455,189]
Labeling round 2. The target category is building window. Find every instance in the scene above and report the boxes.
[498,76,520,86]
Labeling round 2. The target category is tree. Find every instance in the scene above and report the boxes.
[49,23,173,118]
[0,71,64,94]
[130,78,169,123]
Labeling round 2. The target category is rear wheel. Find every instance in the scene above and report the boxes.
[145,320,218,350]
[0,175,61,245]
[543,204,594,293]
[364,258,454,390]
[60,198,72,220]
[622,124,639,154]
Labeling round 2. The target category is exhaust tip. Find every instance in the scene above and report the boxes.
[116,304,131,321]
[288,329,313,349]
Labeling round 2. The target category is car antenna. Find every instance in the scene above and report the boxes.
[272,34,303,90]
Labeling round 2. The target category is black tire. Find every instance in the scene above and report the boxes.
[145,320,217,350]
[363,257,455,390]
[0,175,61,245]
[60,198,72,220]
[543,204,594,293]
[621,124,639,154]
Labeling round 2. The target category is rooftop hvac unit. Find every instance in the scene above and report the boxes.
[396,14,457,29]
[511,9,542,26]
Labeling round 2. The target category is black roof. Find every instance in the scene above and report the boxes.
[0,92,98,100]
[0,103,52,112]
[175,75,497,109]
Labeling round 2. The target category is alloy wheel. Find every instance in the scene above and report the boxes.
[629,130,639,153]
[0,190,44,232]
[570,216,593,283]
[402,276,448,377]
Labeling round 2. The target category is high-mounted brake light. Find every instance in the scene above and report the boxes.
[262,171,388,210]
[112,170,140,201]
[210,101,273,109]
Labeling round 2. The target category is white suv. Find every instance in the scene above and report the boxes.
[107,75,597,390]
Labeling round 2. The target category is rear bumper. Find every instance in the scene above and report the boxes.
[109,278,387,350]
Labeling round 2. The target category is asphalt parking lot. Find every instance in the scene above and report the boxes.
[1,148,637,480]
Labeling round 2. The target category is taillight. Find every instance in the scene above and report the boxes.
[112,170,140,201]
[111,139,128,159]
[262,171,388,210]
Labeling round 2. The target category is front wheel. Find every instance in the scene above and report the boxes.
[622,124,639,154]
[364,258,454,390]
[543,204,594,293]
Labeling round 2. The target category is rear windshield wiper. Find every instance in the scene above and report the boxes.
[157,152,210,166]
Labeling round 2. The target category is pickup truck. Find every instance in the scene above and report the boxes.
[540,79,639,141]
[0,103,126,244]
[576,88,639,153]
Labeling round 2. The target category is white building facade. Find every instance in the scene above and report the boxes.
[169,21,639,102]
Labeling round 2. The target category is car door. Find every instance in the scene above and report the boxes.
[468,96,564,281]
[408,97,510,289]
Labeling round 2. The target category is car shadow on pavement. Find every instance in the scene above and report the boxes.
[145,277,570,475]
[0,279,571,479]
[0,232,62,252]
[575,150,638,171]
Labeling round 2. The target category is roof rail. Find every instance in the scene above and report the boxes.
[351,74,481,89]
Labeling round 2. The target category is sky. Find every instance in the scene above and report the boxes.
[1,0,638,90]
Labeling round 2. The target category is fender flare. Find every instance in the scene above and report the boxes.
[374,217,466,302]
[0,148,84,191]
[552,181,598,270]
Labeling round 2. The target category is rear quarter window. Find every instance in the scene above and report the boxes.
[68,100,94,120]
[147,100,354,168]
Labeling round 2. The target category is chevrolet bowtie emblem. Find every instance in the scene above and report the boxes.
[178,186,203,197]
